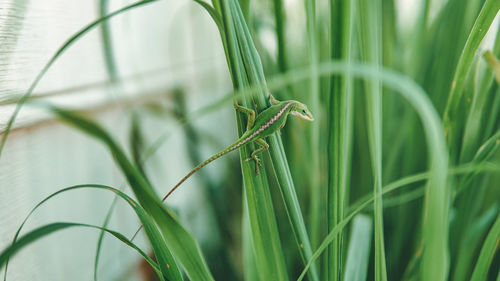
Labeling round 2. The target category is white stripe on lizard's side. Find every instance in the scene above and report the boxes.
[232,101,294,150]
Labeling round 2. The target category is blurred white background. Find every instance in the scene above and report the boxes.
[0,0,234,280]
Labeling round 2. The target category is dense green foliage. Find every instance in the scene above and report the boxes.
[1,0,500,280]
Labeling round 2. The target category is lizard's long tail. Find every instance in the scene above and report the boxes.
[161,136,248,202]
[131,136,250,241]
[130,135,244,241]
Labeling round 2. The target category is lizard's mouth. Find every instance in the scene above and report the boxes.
[291,110,315,121]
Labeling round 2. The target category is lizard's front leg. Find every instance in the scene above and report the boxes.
[245,138,269,175]
[234,101,256,130]
[269,93,280,105]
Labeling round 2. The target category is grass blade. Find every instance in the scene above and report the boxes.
[0,222,163,279]
[443,0,500,156]
[470,212,500,281]
[99,0,119,83]
[357,0,387,279]
[303,0,322,280]
[94,194,120,281]
[453,204,500,281]
[168,90,239,280]
[242,198,259,281]
[2,183,183,281]
[218,0,289,279]
[44,105,213,280]
[273,0,288,73]
[327,1,355,279]
[225,1,319,279]
[344,214,372,281]
[484,50,500,84]
[253,61,448,281]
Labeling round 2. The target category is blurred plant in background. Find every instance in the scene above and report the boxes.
[1,0,500,280]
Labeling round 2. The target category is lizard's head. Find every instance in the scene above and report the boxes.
[291,102,314,121]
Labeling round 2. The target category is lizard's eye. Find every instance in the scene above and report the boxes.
[302,110,306,115]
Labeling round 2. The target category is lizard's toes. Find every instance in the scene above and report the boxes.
[244,157,252,162]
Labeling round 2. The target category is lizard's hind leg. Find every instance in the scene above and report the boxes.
[245,138,269,175]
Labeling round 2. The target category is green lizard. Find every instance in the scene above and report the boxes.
[161,94,314,201]
[130,95,314,240]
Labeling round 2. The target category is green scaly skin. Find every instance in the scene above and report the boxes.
[161,94,314,201]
